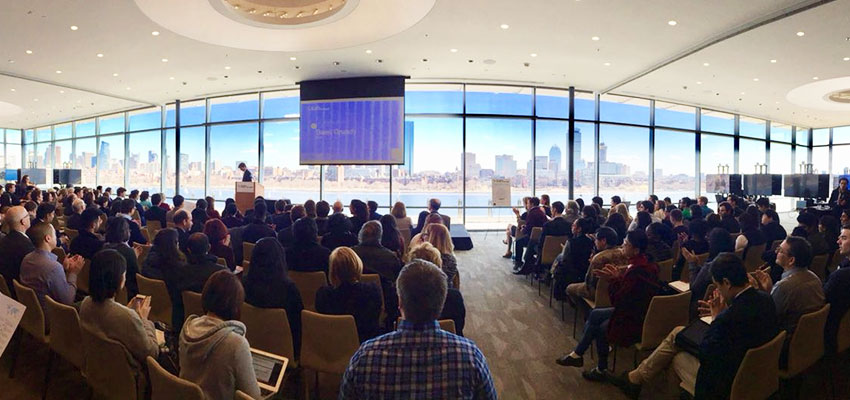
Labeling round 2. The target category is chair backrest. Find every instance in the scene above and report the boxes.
[241,303,295,363]
[44,295,84,369]
[0,273,11,297]
[77,259,91,294]
[399,228,411,249]
[81,323,139,400]
[235,390,253,400]
[529,226,543,242]
[540,235,568,266]
[639,291,692,349]
[216,257,227,268]
[656,259,675,282]
[182,291,203,321]
[594,277,611,308]
[827,249,842,274]
[671,240,681,267]
[809,254,829,282]
[438,319,456,334]
[166,222,176,229]
[136,274,173,326]
[729,331,786,400]
[783,304,830,377]
[301,310,360,375]
[243,242,255,264]
[838,308,850,354]
[147,356,204,400]
[289,271,328,312]
[52,247,67,264]
[140,228,151,243]
[12,280,47,342]
[65,228,79,241]
[147,220,163,233]
[743,243,766,273]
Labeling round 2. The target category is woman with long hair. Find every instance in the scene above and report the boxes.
[220,202,243,228]
[142,228,187,328]
[242,237,303,356]
[390,201,412,231]
[379,214,405,259]
[205,196,220,219]
[604,212,627,246]
[103,216,142,298]
[425,224,458,288]
[204,218,235,271]
[410,212,444,249]
[614,203,633,226]
[349,199,370,234]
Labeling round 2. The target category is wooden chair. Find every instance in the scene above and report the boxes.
[137,244,152,269]
[182,291,203,320]
[681,253,710,283]
[743,243,766,273]
[52,247,67,264]
[216,257,227,268]
[136,274,173,326]
[826,249,842,274]
[537,235,568,294]
[809,253,829,282]
[623,291,691,371]
[289,271,328,312]
[779,304,830,380]
[300,310,360,399]
[670,240,681,267]
[361,274,385,324]
[439,319,457,334]
[146,220,163,234]
[11,281,50,380]
[147,356,204,400]
[657,258,675,282]
[76,259,91,294]
[81,323,141,400]
[241,303,296,368]
[572,277,610,338]
[64,228,79,241]
[242,241,256,269]
[235,390,253,400]
[166,222,176,229]
[140,227,151,243]
[44,295,84,371]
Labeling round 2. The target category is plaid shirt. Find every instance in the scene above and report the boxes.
[340,320,497,399]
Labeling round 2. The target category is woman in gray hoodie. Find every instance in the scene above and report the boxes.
[179,270,261,399]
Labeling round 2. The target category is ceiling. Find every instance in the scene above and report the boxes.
[0,0,848,129]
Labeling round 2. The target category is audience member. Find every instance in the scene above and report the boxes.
[717,202,740,233]
[276,204,306,248]
[316,247,382,342]
[564,200,580,226]
[241,238,303,356]
[70,208,105,259]
[684,227,736,315]
[819,215,840,254]
[426,224,458,287]
[173,210,192,253]
[190,200,209,234]
[379,214,405,259]
[0,206,35,292]
[549,218,595,298]
[321,213,359,251]
[340,260,495,399]
[180,270,261,400]
[220,203,244,228]
[21,222,84,312]
[406,243,466,336]
[145,193,167,227]
[353,221,402,282]
[645,222,672,262]
[242,201,275,244]
[825,226,850,354]
[315,200,331,235]
[697,196,713,216]
[143,228,188,329]
[391,201,412,231]
[511,197,547,271]
[760,209,787,246]
[604,212,627,246]
[566,226,628,302]
[285,217,331,274]
[532,201,571,265]
[332,200,344,214]
[349,200,370,234]
[367,200,381,221]
[204,219,235,271]
[103,217,143,298]
[272,200,291,231]
[413,198,451,236]
[165,194,185,224]
[410,213,444,249]
[118,199,147,246]
[205,196,220,220]
[139,191,152,210]
[793,212,829,256]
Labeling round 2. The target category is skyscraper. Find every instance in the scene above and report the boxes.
[549,145,561,173]
[495,154,517,178]
[574,128,582,166]
[98,141,110,170]
[599,142,608,163]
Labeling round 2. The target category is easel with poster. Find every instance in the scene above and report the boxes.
[486,179,512,240]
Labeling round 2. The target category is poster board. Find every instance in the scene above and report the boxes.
[491,179,511,207]
[0,294,25,356]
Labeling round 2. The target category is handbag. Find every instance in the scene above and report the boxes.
[674,319,710,357]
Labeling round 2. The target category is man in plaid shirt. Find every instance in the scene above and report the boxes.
[340,260,497,399]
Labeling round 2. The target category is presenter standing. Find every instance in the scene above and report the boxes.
[829,176,850,215]
[239,162,253,182]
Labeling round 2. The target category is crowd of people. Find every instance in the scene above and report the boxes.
[505,191,849,399]
[0,180,495,399]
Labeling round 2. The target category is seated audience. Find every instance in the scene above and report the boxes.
[684,228,736,316]
[426,224,458,287]
[165,194,185,224]
[697,196,713,216]
[80,249,160,377]
[566,226,627,302]
[118,199,148,246]
[760,209,787,246]
[180,271,261,400]
[204,219,236,271]
[340,260,495,399]
[271,200,290,231]
[353,221,402,282]
[242,201,275,244]
[21,222,84,312]
[173,210,192,253]
[103,217,143,298]
[820,215,840,254]
[138,191,152,210]
[604,212,628,246]
[70,207,105,259]
[613,253,779,399]
[220,203,244,229]
[181,233,227,294]
[349,200,370,234]
[511,197,547,271]
[190,200,209,234]
[142,228,187,329]
[67,199,85,231]
[530,201,571,266]
[793,212,829,256]
[332,200,344,214]
[413,198,451,236]
[285,217,331,274]
[735,212,766,255]
[645,222,672,262]
[391,201,412,231]
[315,247,383,342]
[549,218,595,297]
[242,237,304,356]
[321,213,359,251]
[144,193,167,227]
[304,199,317,219]
[315,200,331,235]
[410,213,444,249]
[406,243,466,336]
[503,197,531,258]
[379,214,405,259]
[205,196,220,220]
[717,202,740,233]
[556,230,659,381]
[367,200,381,221]
[0,206,36,292]
[276,204,306,248]
[826,226,850,354]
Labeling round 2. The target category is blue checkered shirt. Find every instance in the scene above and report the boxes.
[339,320,497,399]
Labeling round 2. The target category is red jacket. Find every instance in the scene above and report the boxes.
[606,254,660,346]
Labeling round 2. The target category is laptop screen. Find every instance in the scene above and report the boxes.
[250,348,288,394]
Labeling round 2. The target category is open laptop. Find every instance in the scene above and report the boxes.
[250,348,289,399]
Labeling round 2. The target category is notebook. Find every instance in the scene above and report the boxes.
[250,348,289,398]
[668,281,690,293]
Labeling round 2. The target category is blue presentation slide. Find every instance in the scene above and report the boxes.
[300,97,404,164]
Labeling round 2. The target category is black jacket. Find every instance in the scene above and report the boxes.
[70,230,104,260]
[321,232,359,252]
[175,227,190,253]
[440,288,466,337]
[316,281,382,342]
[352,243,402,282]
[285,242,331,274]
[243,276,304,357]
[242,169,253,182]
[825,261,850,353]
[0,231,35,294]
[145,206,167,228]
[276,227,295,248]
[67,213,84,231]
[104,242,140,298]
[720,216,740,233]
[696,287,779,400]
[180,254,227,293]
[536,217,571,255]
[242,222,276,244]
[760,221,787,246]
[412,210,452,235]
[272,213,291,232]
[127,218,148,247]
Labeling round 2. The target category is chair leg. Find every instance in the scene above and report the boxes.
[43,350,54,400]
[8,330,21,379]
[611,346,617,373]
[572,305,577,338]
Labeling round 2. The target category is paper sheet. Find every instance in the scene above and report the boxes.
[491,179,512,207]
[0,294,25,356]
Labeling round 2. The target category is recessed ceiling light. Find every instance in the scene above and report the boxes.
[770,59,777,63]
[9,88,15,92]
[740,91,746,95]
[796,31,805,36]
[603,62,611,66]
[844,57,849,61]
[753,78,759,81]
[25,50,32,54]
[289,56,297,61]
[33,98,38,102]
[696,81,702,85]
[169,76,175,80]
[96,53,104,58]
[668,20,677,26]
[813,76,819,80]
[224,66,231,70]
[151,31,160,36]
[161,58,168,62]
[365,49,372,54]
[112,73,119,77]
[591,36,600,41]
[126,87,131,90]
[703,62,710,66]
[450,48,458,53]
[530,53,537,57]
[55,70,62,74]
[500,24,509,29]
[70,25,78,31]
[59,90,64,94]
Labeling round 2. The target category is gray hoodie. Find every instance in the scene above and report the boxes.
[179,315,261,400]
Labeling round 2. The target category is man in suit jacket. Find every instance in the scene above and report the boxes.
[119,199,147,247]
[243,202,275,244]
[547,217,595,297]
[239,162,253,182]
[0,206,35,294]
[412,198,451,236]
[613,253,779,399]
[530,201,571,267]
[826,227,850,354]
[69,208,105,260]
[145,193,167,228]
[173,210,192,253]
[271,200,290,232]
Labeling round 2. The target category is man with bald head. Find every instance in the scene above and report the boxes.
[21,223,84,311]
[0,206,36,294]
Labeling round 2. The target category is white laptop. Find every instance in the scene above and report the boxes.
[250,347,289,399]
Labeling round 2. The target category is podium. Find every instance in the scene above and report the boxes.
[235,182,264,214]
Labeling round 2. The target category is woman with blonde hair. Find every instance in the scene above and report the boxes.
[614,203,633,226]
[426,224,458,288]
[409,213,444,248]
[315,247,383,342]
[390,201,412,231]
[404,242,467,336]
